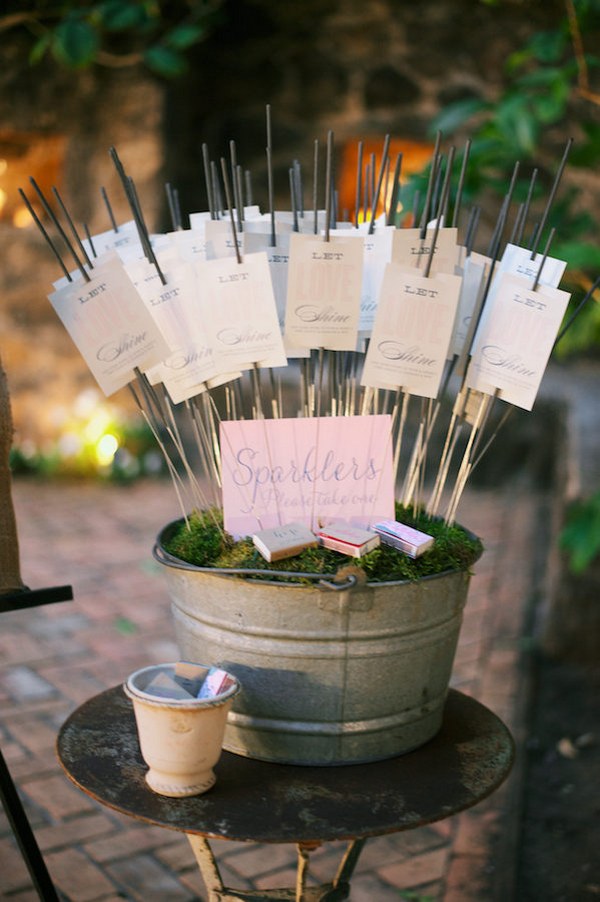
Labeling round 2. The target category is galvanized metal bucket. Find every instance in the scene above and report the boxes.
[154,519,479,766]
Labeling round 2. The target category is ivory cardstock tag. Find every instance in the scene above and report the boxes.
[391,227,459,274]
[243,230,309,361]
[284,233,364,351]
[194,251,287,374]
[166,228,209,263]
[331,226,394,335]
[466,271,570,410]
[81,220,140,261]
[220,414,395,538]
[361,265,461,398]
[470,243,567,351]
[450,254,487,358]
[125,254,199,354]
[48,253,170,396]
[204,219,243,260]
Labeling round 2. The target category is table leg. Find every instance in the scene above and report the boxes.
[186,834,366,902]
[187,834,226,900]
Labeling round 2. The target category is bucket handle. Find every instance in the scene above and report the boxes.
[152,542,358,591]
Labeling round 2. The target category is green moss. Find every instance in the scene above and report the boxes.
[162,504,483,584]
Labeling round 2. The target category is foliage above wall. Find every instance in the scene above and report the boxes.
[0,1,224,77]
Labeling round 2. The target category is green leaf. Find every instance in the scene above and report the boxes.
[165,23,206,50]
[431,98,489,135]
[495,95,538,154]
[29,33,51,66]
[560,492,600,573]
[555,241,600,271]
[529,29,567,63]
[52,18,99,67]
[98,0,150,30]
[143,44,188,77]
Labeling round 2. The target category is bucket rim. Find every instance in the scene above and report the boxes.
[153,517,482,590]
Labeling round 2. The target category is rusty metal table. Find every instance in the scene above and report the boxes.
[57,686,514,901]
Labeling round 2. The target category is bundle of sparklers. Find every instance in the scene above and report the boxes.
[19,110,599,531]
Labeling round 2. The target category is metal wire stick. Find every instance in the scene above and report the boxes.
[324,130,334,243]
[515,167,538,247]
[29,177,90,282]
[201,143,216,219]
[219,157,242,264]
[51,186,93,268]
[100,186,119,232]
[368,133,390,234]
[529,137,573,259]
[355,140,363,228]
[451,138,472,230]
[386,152,403,227]
[18,188,71,281]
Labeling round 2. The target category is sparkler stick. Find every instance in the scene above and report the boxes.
[368,133,390,234]
[109,147,167,284]
[386,152,403,227]
[51,186,93,269]
[219,157,242,264]
[289,168,299,232]
[515,167,538,247]
[531,227,556,291]
[100,186,119,232]
[83,224,96,259]
[451,138,471,229]
[312,138,319,235]
[211,160,223,217]
[201,143,217,219]
[18,188,72,281]
[444,389,495,524]
[419,130,442,238]
[294,159,304,220]
[324,130,334,242]
[165,182,181,230]
[464,205,480,255]
[128,382,191,528]
[29,177,90,282]
[529,137,573,259]
[355,140,363,228]
[266,106,276,246]
[185,397,222,506]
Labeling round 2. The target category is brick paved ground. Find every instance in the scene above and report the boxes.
[0,476,549,901]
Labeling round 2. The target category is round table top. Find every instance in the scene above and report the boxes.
[56,686,514,845]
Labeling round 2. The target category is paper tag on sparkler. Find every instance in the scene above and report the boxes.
[284,233,364,351]
[391,227,459,274]
[450,253,487,358]
[242,230,309,359]
[204,219,244,260]
[361,265,462,398]
[125,254,199,356]
[124,251,223,399]
[81,220,141,261]
[331,225,394,336]
[194,251,287,373]
[466,271,570,410]
[470,243,567,350]
[220,414,395,538]
[48,253,170,396]
[166,228,209,262]
[188,211,212,230]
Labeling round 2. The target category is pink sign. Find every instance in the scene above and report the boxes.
[220,415,395,538]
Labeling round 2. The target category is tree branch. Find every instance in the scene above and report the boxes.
[566,0,600,107]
